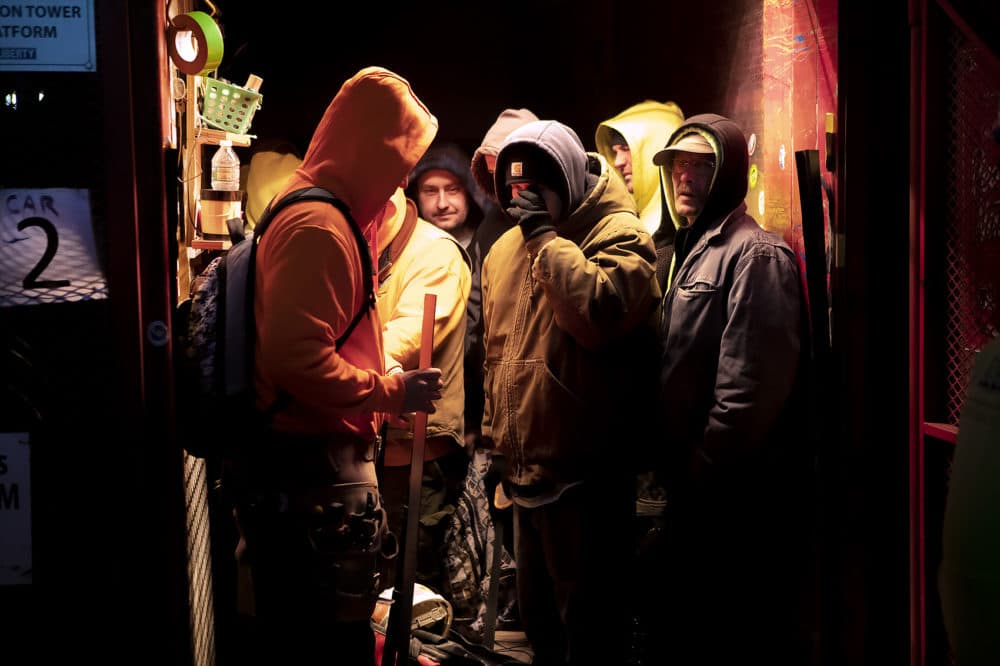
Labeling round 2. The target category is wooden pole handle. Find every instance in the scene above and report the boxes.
[384,292,436,665]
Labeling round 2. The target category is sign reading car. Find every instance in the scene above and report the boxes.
[0,1,95,72]
[1,188,108,308]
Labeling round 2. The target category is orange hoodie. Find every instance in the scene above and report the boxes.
[254,67,438,439]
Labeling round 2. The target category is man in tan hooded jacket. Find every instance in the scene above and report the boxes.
[482,119,659,664]
[240,67,443,665]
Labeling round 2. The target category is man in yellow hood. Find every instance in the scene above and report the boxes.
[596,100,684,290]
[240,66,443,665]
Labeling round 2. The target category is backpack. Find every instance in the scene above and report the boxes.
[442,449,518,643]
[174,186,375,459]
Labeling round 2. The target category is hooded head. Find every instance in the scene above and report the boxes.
[653,113,749,229]
[493,120,589,220]
[503,144,566,204]
[471,108,540,202]
[290,66,438,227]
[405,142,485,238]
[595,100,684,231]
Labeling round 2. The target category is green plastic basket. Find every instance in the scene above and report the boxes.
[201,77,262,134]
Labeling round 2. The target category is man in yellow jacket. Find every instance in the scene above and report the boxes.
[375,186,472,600]
[242,67,443,665]
[482,119,659,664]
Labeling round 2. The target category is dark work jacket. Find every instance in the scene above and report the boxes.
[658,114,808,497]
[656,114,815,665]
[661,203,802,473]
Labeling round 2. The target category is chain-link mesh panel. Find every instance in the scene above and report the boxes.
[944,25,1000,426]
[183,451,216,666]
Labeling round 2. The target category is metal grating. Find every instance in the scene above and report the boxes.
[943,25,1000,425]
[183,451,216,666]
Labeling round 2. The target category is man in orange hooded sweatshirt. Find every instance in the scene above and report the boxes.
[237,66,442,665]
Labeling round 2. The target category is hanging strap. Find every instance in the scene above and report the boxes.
[252,186,376,351]
[377,197,420,285]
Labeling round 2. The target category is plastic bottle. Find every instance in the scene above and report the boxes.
[211,139,240,191]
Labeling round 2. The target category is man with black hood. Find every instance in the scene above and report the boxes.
[481,119,659,664]
[407,142,485,251]
[654,114,811,664]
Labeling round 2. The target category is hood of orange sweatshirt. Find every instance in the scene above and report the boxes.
[378,187,409,249]
[284,66,438,231]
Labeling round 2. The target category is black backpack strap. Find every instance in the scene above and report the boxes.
[251,186,376,352]
[248,187,376,417]
[333,203,376,351]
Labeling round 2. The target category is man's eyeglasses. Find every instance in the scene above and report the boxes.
[663,155,716,175]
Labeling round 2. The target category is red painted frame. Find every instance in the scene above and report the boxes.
[912,3,1000,665]
[909,1,928,663]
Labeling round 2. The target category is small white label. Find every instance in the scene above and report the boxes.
[0,432,31,585]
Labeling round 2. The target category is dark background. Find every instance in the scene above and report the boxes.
[209,0,750,159]
[4,1,998,663]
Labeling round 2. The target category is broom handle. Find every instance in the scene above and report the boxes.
[383,292,436,665]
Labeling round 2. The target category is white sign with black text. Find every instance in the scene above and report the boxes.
[0,432,31,585]
[0,0,95,71]
[0,188,108,307]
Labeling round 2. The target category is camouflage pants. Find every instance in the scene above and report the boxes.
[379,447,468,595]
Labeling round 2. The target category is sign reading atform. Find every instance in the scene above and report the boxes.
[0,1,95,72]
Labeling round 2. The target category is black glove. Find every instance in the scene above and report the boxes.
[506,188,556,241]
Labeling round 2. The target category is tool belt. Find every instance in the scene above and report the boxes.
[237,481,399,623]
[235,436,399,622]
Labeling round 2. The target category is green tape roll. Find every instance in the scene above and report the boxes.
[168,11,224,76]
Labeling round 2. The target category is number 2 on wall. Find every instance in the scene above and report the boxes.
[16,217,71,289]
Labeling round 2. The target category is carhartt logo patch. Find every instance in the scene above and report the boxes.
[511,162,523,177]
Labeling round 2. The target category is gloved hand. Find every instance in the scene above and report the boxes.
[506,188,556,241]
[400,367,442,414]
